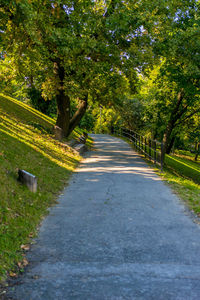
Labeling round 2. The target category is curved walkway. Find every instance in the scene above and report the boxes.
[9,135,200,299]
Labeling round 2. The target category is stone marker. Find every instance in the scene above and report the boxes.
[18,170,37,192]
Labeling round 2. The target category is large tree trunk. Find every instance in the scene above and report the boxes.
[163,122,175,155]
[55,90,70,137]
[167,135,175,154]
[55,63,70,137]
[54,63,88,138]
[68,95,88,135]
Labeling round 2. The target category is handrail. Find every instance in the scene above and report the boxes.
[114,127,164,171]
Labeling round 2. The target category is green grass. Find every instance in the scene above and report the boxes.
[165,154,200,185]
[0,94,55,129]
[159,167,200,217]
[175,149,200,162]
[0,94,83,281]
[161,153,200,216]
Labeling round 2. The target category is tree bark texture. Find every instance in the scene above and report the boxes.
[55,63,70,137]
[69,95,88,135]
[54,63,88,138]
[55,90,70,137]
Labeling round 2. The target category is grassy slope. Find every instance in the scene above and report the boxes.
[0,94,81,281]
[159,167,200,217]
[165,153,200,185]
[162,153,200,216]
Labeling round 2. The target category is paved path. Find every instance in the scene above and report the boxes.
[9,135,200,300]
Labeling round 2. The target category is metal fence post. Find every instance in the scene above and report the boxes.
[154,141,157,164]
[145,137,147,157]
[129,130,132,142]
[149,139,151,159]
[135,133,137,149]
[115,127,163,171]
[141,136,143,151]
[139,135,141,150]
[161,142,164,172]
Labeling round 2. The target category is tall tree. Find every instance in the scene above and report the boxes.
[139,0,200,154]
[1,0,183,137]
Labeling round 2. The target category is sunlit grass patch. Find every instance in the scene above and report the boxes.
[165,154,200,185]
[159,168,200,216]
[0,94,55,129]
[0,95,82,281]
[175,149,200,163]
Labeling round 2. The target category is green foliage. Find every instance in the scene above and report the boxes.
[79,110,95,132]
[28,88,57,118]
[0,55,28,100]
[2,0,189,134]
[117,95,145,132]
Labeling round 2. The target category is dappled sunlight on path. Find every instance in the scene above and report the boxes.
[77,135,161,181]
[8,134,200,300]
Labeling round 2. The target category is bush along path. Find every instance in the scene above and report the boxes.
[7,134,200,300]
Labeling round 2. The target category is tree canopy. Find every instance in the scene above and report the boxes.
[1,0,200,148]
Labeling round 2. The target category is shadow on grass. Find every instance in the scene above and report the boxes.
[0,94,55,130]
[0,114,78,168]
[0,113,80,280]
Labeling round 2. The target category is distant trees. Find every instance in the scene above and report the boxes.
[120,0,200,155]
[141,55,200,154]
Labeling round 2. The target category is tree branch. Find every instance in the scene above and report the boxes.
[104,0,118,18]
[176,108,200,126]
[69,94,88,134]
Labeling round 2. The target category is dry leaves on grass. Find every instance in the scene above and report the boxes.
[9,272,17,277]
[28,232,34,238]
[20,244,30,251]
[17,258,28,269]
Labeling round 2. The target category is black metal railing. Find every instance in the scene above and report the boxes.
[114,127,164,171]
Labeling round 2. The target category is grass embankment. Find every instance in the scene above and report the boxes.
[165,153,200,185]
[162,152,200,216]
[0,94,83,282]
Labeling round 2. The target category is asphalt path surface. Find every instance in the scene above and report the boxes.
[8,134,200,299]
